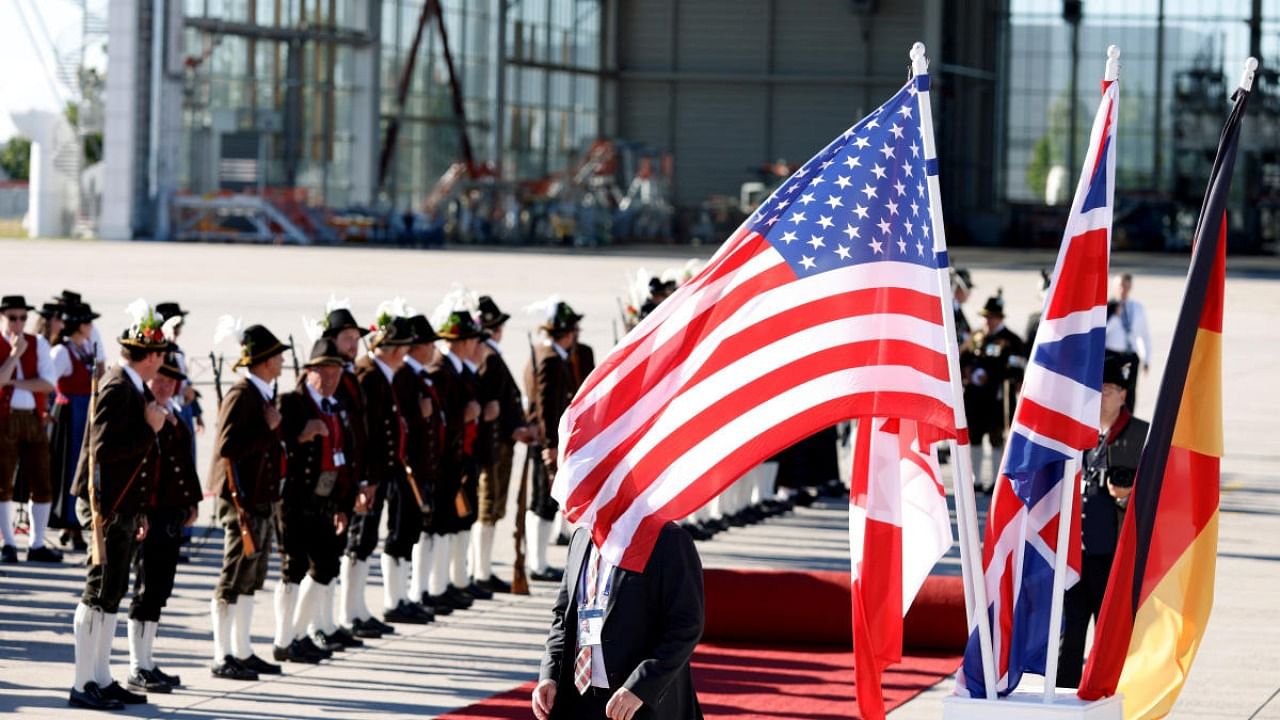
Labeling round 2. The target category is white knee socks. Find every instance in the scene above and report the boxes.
[428,534,451,596]
[0,501,16,547]
[527,513,551,573]
[95,610,118,686]
[273,583,297,648]
[411,533,432,602]
[28,501,50,549]
[381,554,406,611]
[211,598,234,663]
[970,443,987,489]
[352,559,373,620]
[449,530,471,588]
[232,595,255,660]
[338,556,358,627]
[293,577,323,640]
[73,603,98,692]
[474,523,496,581]
[128,618,156,672]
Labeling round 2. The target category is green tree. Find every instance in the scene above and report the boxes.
[0,137,31,181]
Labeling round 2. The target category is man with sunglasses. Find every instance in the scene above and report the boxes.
[0,295,61,564]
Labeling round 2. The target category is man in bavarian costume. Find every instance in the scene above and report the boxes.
[523,298,581,582]
[396,313,448,615]
[427,302,488,607]
[960,290,1027,492]
[273,337,359,665]
[68,300,169,710]
[1,295,60,563]
[207,323,289,681]
[155,302,204,447]
[472,295,536,593]
[316,300,396,640]
[127,348,201,693]
[355,309,433,627]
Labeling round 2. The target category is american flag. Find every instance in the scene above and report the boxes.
[553,74,960,572]
[959,76,1118,697]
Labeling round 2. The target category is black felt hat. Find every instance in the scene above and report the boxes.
[1102,352,1134,387]
[53,290,83,306]
[407,315,439,344]
[119,303,172,352]
[436,310,484,341]
[36,302,65,319]
[304,337,346,368]
[369,316,415,348]
[158,350,187,381]
[235,325,290,368]
[978,290,1005,318]
[322,308,370,338]
[477,296,510,330]
[155,302,189,321]
[1,295,35,313]
[541,301,584,334]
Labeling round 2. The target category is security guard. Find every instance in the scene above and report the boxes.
[961,290,1027,492]
[68,301,169,710]
[1056,355,1148,689]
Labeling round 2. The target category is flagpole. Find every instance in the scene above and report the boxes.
[1043,452,1082,702]
[911,41,998,700]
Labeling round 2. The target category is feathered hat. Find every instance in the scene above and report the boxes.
[119,299,172,351]
[369,297,415,349]
[320,294,369,339]
[524,294,583,335]
[214,315,290,368]
[432,286,485,341]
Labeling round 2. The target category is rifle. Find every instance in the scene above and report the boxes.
[210,351,224,406]
[511,445,531,595]
[288,334,302,383]
[85,368,107,565]
[402,460,432,515]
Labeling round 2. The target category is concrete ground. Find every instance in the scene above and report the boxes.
[0,238,1277,718]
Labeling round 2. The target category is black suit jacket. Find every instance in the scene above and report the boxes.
[525,344,574,451]
[355,357,405,485]
[541,524,704,720]
[72,366,157,517]
[279,386,357,509]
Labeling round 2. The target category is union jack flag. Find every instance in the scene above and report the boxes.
[959,76,1118,696]
[553,74,960,572]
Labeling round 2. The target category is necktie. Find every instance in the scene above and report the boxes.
[321,398,333,414]
[574,549,602,694]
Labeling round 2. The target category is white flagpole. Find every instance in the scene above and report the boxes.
[1040,44,1121,704]
[1043,453,1082,702]
[911,41,998,700]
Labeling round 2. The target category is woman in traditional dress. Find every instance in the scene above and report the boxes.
[48,303,100,549]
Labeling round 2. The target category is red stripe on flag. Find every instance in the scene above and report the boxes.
[1137,446,1219,605]
[568,339,952,514]
[1199,215,1226,334]
[853,516,904,720]
[1044,227,1110,321]
[609,391,955,571]
[1012,397,1099,450]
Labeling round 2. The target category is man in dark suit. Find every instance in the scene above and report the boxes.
[208,324,290,681]
[68,303,170,710]
[532,523,705,720]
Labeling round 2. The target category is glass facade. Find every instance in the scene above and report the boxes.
[177,0,607,211]
[1004,1,1280,250]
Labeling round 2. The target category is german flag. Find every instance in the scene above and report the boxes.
[1076,69,1252,718]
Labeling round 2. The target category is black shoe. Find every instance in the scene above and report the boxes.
[241,654,282,675]
[273,641,320,664]
[555,531,571,546]
[1,546,17,563]
[726,513,747,528]
[480,574,512,593]
[348,619,382,639]
[127,668,172,694]
[465,582,494,601]
[151,665,181,687]
[364,617,395,635]
[27,545,64,563]
[100,681,147,704]
[444,585,474,609]
[69,681,124,711]
[975,484,994,495]
[297,635,333,659]
[529,567,564,583]
[176,554,191,564]
[385,601,431,625]
[310,629,346,652]
[680,522,712,541]
[211,655,258,681]
[424,593,454,615]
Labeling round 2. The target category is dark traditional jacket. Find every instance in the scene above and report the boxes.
[476,343,523,466]
[151,406,201,511]
[208,378,284,508]
[355,357,406,485]
[279,384,356,510]
[335,366,369,488]
[73,366,156,517]
[1082,407,1150,557]
[569,342,595,393]
[394,360,442,502]
[525,344,574,450]
[961,325,1027,403]
[427,352,481,528]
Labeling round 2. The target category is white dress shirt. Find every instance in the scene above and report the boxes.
[1104,297,1151,366]
[120,364,146,395]
[372,356,396,384]
[247,373,275,402]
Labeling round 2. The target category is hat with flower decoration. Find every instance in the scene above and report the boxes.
[369,298,415,349]
[119,299,174,352]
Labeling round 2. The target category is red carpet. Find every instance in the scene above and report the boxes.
[439,569,966,718]
[439,643,960,719]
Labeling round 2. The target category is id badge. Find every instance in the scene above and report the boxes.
[333,450,346,468]
[578,607,604,646]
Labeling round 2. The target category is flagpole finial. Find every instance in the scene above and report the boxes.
[1105,45,1121,81]
[1241,56,1259,92]
[910,42,928,76]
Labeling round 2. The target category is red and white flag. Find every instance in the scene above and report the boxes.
[850,417,952,719]
[552,72,960,573]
